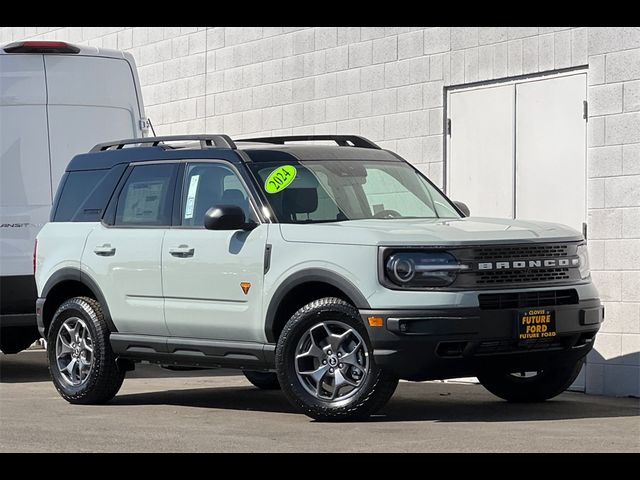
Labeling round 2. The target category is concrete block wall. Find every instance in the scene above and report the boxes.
[1,26,638,396]
[583,27,640,396]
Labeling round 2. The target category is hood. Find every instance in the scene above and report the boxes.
[279,217,583,246]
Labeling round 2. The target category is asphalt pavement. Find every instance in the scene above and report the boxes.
[1,350,638,452]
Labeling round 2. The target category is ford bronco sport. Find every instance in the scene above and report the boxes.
[35,134,603,421]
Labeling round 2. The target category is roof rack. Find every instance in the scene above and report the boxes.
[235,135,381,150]
[90,135,237,152]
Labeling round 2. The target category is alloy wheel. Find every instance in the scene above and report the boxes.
[56,317,94,386]
[294,321,369,402]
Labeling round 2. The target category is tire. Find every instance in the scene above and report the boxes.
[243,371,281,390]
[276,297,398,421]
[0,326,40,354]
[478,358,585,403]
[47,296,125,404]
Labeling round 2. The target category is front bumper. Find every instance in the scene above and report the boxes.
[361,299,603,381]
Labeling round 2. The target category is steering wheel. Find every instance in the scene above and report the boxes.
[372,209,402,218]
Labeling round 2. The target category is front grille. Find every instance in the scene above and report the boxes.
[472,244,569,261]
[478,289,579,310]
[450,242,582,289]
[476,267,571,285]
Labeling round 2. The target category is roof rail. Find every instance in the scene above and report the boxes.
[90,135,237,152]
[235,135,381,150]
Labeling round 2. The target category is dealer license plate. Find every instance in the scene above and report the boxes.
[517,309,556,340]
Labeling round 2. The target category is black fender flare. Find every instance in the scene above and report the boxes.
[264,268,370,343]
[41,267,117,333]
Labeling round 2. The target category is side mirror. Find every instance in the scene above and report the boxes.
[204,205,257,231]
[453,201,470,217]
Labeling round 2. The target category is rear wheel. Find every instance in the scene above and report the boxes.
[276,297,398,421]
[478,358,585,403]
[47,297,125,404]
[243,371,281,390]
[0,326,39,354]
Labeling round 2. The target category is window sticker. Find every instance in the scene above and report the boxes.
[121,181,164,222]
[265,165,297,194]
[184,174,200,219]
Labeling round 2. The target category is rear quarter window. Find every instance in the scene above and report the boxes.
[53,165,126,222]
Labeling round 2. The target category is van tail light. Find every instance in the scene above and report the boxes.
[3,41,80,54]
[33,239,38,275]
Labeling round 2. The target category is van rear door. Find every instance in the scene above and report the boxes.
[45,54,143,193]
[0,54,51,278]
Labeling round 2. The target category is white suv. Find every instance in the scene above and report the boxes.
[35,134,603,421]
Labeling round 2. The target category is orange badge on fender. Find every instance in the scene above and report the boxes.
[240,282,251,295]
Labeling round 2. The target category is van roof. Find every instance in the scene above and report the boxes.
[0,41,135,63]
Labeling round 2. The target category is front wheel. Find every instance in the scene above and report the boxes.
[478,358,585,403]
[276,297,398,421]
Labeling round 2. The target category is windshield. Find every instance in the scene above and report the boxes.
[250,160,461,223]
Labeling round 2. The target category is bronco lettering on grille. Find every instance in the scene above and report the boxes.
[477,258,579,270]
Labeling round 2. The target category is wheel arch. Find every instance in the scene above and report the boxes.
[265,268,370,343]
[41,268,117,337]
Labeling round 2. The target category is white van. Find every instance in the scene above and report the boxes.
[0,41,146,353]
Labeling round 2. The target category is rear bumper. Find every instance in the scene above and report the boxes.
[0,275,37,329]
[361,299,603,381]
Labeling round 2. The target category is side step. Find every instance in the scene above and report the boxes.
[110,333,275,370]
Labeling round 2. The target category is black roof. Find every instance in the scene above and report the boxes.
[67,135,402,171]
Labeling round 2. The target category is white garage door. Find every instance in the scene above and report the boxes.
[447,84,515,218]
[515,75,587,232]
[447,71,587,234]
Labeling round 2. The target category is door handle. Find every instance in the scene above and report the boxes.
[169,245,195,258]
[94,244,116,256]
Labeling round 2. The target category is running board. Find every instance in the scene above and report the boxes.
[110,333,276,370]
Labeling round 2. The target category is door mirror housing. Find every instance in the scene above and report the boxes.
[204,205,257,231]
[453,201,470,217]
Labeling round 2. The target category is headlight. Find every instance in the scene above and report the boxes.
[577,244,590,279]
[385,251,466,288]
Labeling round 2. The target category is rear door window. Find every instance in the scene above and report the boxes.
[115,164,177,227]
